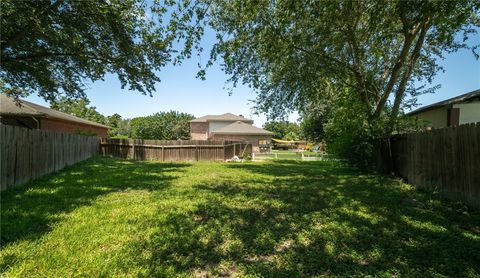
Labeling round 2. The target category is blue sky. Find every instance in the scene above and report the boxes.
[26,30,479,127]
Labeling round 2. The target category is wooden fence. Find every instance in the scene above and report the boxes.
[0,124,100,191]
[375,123,480,209]
[100,138,252,162]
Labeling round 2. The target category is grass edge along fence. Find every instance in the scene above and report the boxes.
[375,122,480,209]
[100,138,252,162]
[0,124,100,191]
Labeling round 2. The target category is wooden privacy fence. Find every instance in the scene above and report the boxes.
[0,124,100,191]
[375,123,480,209]
[100,138,252,162]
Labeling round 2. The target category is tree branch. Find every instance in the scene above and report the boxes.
[390,17,431,123]
[372,8,423,119]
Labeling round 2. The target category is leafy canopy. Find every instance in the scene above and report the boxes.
[0,0,172,101]
[263,121,301,140]
[166,0,480,130]
[130,111,195,140]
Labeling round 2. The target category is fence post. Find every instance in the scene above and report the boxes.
[223,141,226,161]
[132,139,135,160]
[252,152,255,161]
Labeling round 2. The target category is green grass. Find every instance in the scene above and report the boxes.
[1,157,479,277]
[260,150,302,160]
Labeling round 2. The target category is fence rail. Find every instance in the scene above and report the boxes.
[0,124,100,191]
[375,123,480,209]
[100,138,251,162]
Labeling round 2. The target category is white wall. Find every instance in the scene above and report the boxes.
[453,102,480,125]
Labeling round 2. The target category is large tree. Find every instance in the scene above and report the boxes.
[263,121,301,140]
[167,0,480,133]
[0,0,173,101]
[130,111,195,140]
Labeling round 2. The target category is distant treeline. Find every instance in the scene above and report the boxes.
[51,97,194,139]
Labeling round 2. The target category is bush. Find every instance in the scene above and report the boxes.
[130,111,195,140]
[324,95,390,169]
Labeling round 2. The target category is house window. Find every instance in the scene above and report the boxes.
[259,139,268,145]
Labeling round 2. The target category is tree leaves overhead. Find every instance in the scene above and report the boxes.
[2,0,478,137]
[0,0,172,101]
[166,0,480,127]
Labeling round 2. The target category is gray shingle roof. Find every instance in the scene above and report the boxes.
[407,89,480,115]
[190,113,254,123]
[0,94,110,129]
[211,121,273,135]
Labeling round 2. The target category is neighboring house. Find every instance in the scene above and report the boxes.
[190,113,273,152]
[0,94,109,137]
[407,89,480,129]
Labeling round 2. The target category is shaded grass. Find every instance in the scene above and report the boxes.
[1,157,479,277]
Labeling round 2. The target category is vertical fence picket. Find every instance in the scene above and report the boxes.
[0,125,102,191]
[376,123,480,209]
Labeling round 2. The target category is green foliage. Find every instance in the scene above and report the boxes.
[188,0,479,124]
[106,114,133,138]
[111,118,133,138]
[51,98,135,138]
[1,157,479,276]
[51,98,194,140]
[106,114,122,129]
[110,135,129,139]
[300,106,329,143]
[130,111,195,140]
[164,0,479,166]
[263,121,301,140]
[325,100,376,168]
[51,97,107,125]
[0,0,174,101]
[300,115,327,143]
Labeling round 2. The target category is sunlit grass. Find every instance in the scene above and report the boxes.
[1,156,479,277]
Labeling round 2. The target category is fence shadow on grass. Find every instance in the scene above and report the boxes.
[0,156,190,246]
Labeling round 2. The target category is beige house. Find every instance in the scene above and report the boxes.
[190,113,273,152]
[408,89,480,129]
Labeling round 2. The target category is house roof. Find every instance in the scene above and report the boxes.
[407,89,480,116]
[190,113,254,124]
[210,121,273,136]
[0,94,110,129]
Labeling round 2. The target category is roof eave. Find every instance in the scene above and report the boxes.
[406,88,480,116]
[0,112,46,117]
[207,119,254,123]
[190,119,254,123]
[43,115,111,129]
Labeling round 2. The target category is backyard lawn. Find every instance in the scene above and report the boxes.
[1,157,479,277]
